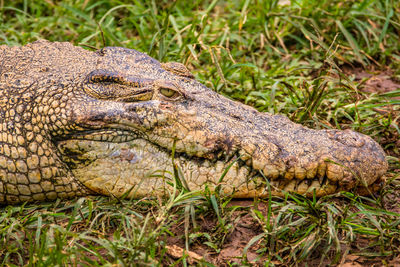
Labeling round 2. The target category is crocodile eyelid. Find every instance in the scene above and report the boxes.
[84,70,156,102]
[86,69,153,88]
[84,82,154,102]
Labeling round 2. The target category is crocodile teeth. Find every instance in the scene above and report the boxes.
[308,180,320,195]
[326,163,343,182]
[284,180,296,191]
[294,166,306,180]
[284,167,295,180]
[343,170,354,183]
[317,161,327,178]
[297,180,309,194]
[321,183,337,195]
[306,162,318,179]
[263,165,279,180]
[241,153,251,161]
[339,170,357,188]
[252,158,264,171]
[245,159,252,167]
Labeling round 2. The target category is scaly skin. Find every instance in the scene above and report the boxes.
[0,40,387,204]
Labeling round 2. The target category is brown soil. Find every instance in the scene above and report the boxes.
[210,201,267,265]
[163,200,268,265]
[342,66,400,95]
[343,66,400,161]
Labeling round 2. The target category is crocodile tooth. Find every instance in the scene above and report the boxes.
[277,164,286,177]
[284,167,295,180]
[297,180,309,194]
[263,165,279,180]
[245,159,252,167]
[252,159,264,171]
[326,163,343,182]
[294,166,306,180]
[284,180,296,192]
[320,182,337,195]
[306,162,318,179]
[241,153,251,161]
[307,180,320,196]
[110,150,120,157]
[339,170,357,189]
[317,162,327,178]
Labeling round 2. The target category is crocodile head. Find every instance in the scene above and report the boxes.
[0,40,388,202]
[51,42,387,198]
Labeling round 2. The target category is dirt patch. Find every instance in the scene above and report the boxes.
[341,66,400,160]
[342,66,400,95]
[163,200,268,265]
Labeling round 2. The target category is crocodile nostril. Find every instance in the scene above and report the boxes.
[231,114,241,120]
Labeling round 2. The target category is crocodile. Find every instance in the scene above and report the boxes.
[0,40,387,204]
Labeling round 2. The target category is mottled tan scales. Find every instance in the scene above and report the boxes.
[0,40,387,204]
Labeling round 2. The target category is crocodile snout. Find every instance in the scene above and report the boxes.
[232,124,387,197]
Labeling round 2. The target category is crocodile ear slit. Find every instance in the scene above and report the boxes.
[161,62,194,79]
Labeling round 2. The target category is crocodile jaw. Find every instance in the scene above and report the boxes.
[57,138,341,198]
[57,122,387,198]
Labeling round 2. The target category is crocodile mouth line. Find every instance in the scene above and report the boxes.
[56,129,346,197]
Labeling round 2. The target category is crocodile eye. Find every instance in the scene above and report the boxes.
[160,87,180,99]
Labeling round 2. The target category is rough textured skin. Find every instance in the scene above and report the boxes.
[0,40,388,204]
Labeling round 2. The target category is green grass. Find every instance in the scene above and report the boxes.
[0,0,399,265]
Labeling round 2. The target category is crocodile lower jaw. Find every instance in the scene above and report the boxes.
[57,136,353,198]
